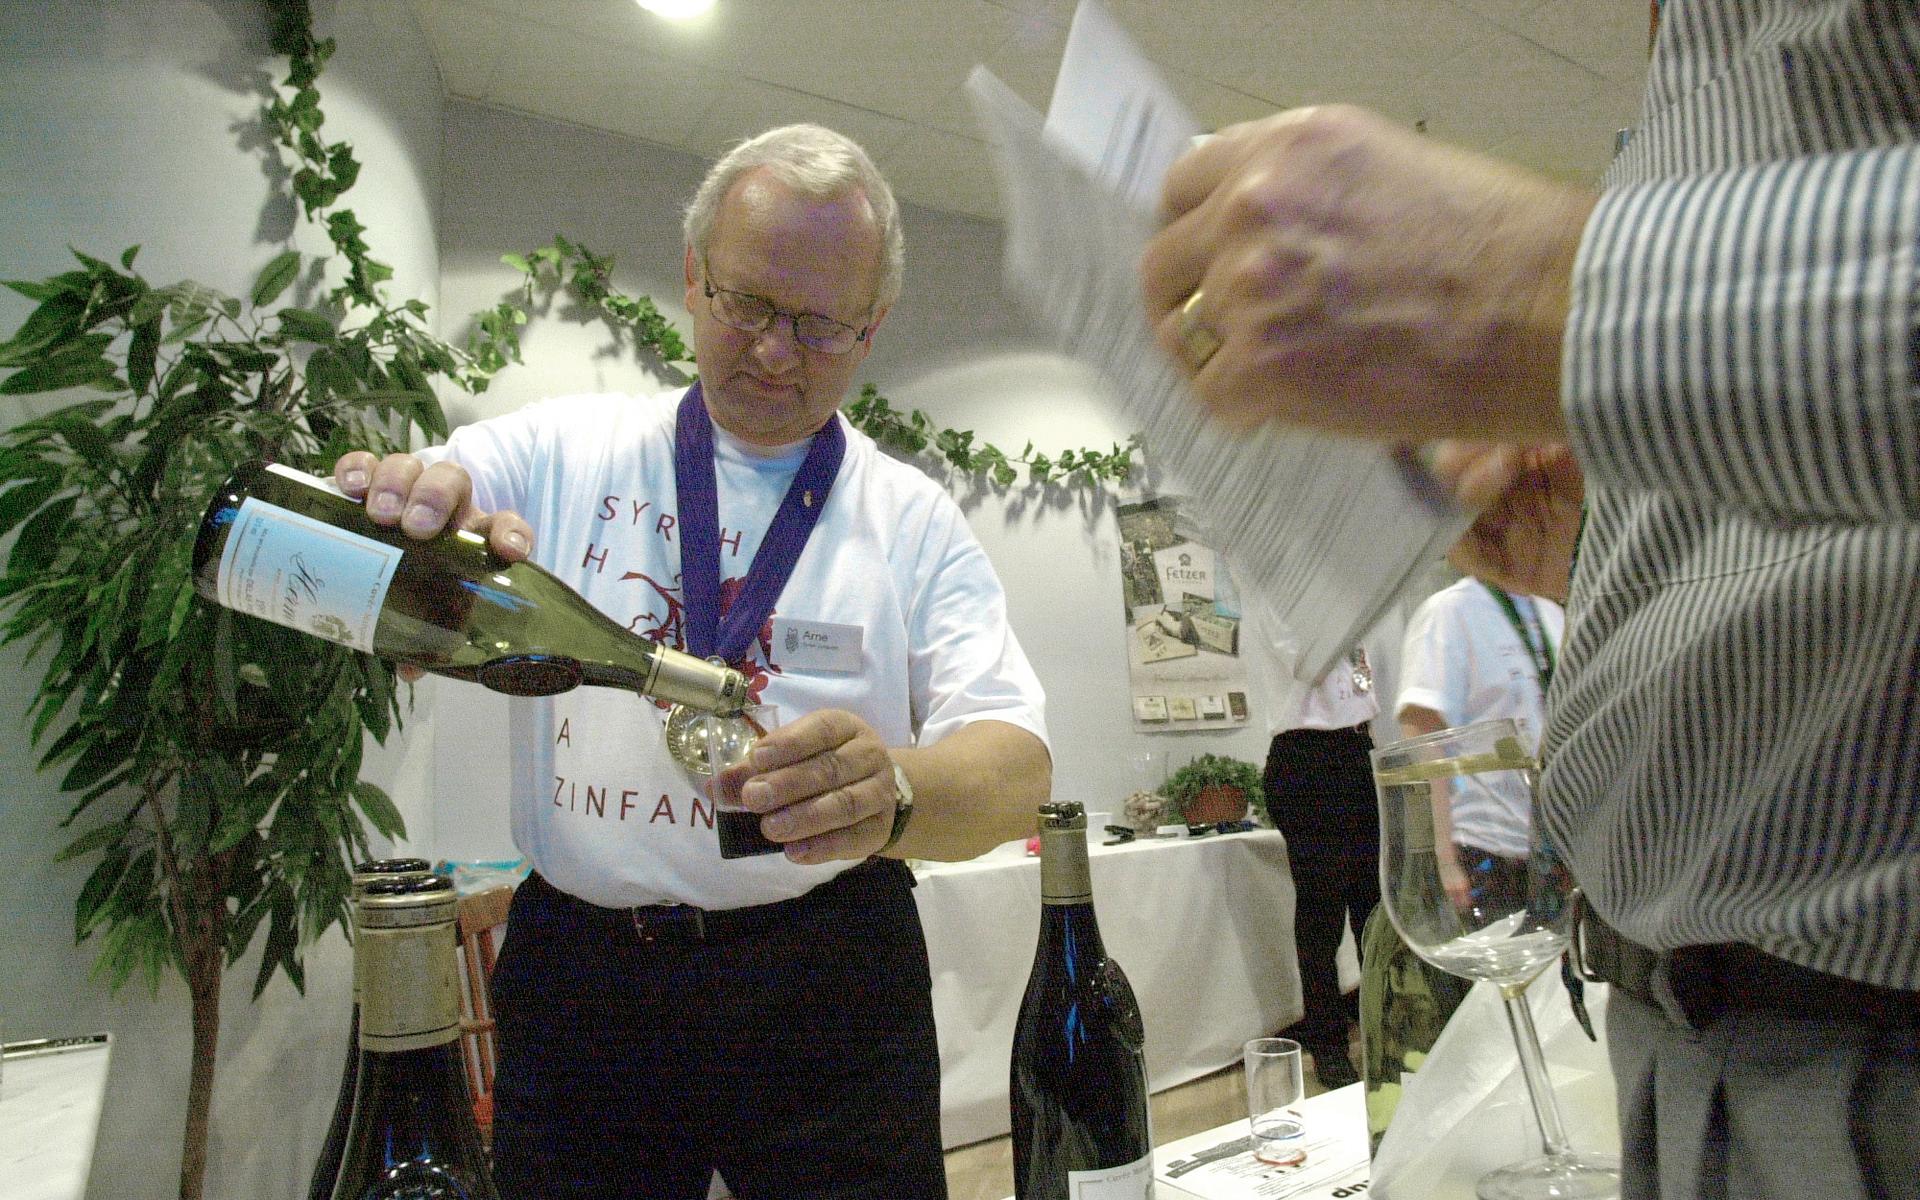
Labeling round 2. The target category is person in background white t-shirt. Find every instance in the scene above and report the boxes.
[1396,576,1563,910]
[332,125,1050,1200]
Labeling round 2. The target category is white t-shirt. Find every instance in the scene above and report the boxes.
[421,389,1049,909]
[1395,578,1564,857]
[1240,592,1381,734]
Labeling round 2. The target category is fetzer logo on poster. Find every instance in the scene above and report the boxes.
[1153,544,1214,603]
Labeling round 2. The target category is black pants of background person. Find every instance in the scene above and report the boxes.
[486,859,947,1200]
[1263,722,1380,1087]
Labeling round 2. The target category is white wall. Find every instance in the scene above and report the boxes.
[0,3,443,1197]
[425,99,1278,864]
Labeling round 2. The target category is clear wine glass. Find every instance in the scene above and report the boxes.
[1371,718,1619,1200]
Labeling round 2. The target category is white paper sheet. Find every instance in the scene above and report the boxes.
[966,0,1471,684]
[1369,974,1618,1200]
[1153,1083,1370,1200]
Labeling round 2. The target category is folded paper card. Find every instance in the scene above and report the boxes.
[1370,972,1618,1199]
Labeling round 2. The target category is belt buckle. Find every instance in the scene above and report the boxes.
[630,903,706,945]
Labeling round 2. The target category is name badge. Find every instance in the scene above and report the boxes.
[771,618,863,673]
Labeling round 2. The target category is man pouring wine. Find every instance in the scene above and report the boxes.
[330,124,1052,1200]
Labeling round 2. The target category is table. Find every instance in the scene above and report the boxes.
[914,829,1305,1149]
[0,1034,112,1200]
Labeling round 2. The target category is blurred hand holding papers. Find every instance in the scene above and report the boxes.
[965,0,1471,685]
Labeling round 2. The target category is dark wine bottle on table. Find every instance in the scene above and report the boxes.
[192,460,748,712]
[331,874,498,1200]
[308,858,436,1200]
[1010,801,1154,1199]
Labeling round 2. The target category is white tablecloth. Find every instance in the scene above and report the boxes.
[913,829,1304,1149]
[0,1035,112,1200]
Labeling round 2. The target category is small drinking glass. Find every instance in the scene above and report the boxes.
[1244,1037,1307,1167]
[692,703,781,859]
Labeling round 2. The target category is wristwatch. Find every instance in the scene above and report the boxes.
[882,761,915,851]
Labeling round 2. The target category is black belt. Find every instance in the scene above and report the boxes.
[1271,720,1373,741]
[1571,899,1920,1027]
[524,857,907,948]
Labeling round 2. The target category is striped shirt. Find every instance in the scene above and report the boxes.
[1543,0,1920,990]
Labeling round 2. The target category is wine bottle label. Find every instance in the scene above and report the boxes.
[216,467,401,654]
[1066,1152,1152,1198]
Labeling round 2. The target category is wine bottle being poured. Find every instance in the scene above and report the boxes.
[192,460,749,714]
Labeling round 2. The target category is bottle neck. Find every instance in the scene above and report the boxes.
[357,920,461,1053]
[1038,825,1093,905]
[574,642,746,712]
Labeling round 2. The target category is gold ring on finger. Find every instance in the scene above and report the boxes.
[1178,289,1222,371]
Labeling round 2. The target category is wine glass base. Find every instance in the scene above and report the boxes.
[1475,1152,1621,1200]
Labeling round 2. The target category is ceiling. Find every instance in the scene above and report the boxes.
[409,0,1650,224]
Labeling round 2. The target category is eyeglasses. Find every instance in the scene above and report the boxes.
[702,277,870,355]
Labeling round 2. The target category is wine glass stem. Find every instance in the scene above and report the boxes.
[1498,981,1573,1158]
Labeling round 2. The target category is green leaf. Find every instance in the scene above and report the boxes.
[0,292,87,367]
[0,476,63,540]
[59,728,137,794]
[0,350,118,396]
[48,413,118,475]
[250,889,299,999]
[74,848,132,940]
[351,781,405,841]
[208,786,264,855]
[159,309,213,346]
[9,494,77,575]
[276,306,334,341]
[55,819,131,864]
[252,250,302,308]
[304,347,356,400]
[4,278,70,303]
[172,758,238,859]
[6,396,116,436]
[119,245,140,270]
[125,315,160,396]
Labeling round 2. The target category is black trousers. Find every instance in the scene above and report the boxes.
[486,860,947,1200]
[1263,723,1380,1054]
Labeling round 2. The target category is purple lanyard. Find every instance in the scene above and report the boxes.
[673,382,845,665]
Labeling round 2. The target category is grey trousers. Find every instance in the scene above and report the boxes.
[1607,987,1920,1199]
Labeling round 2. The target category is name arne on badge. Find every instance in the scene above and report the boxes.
[770,617,863,673]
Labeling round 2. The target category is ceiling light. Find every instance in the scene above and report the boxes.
[637,0,715,18]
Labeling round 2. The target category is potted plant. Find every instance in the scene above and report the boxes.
[0,16,529,1198]
[1161,753,1264,828]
